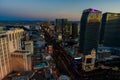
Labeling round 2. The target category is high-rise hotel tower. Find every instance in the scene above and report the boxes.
[0,28,32,80]
[100,12,120,47]
[79,8,102,55]
[55,19,67,34]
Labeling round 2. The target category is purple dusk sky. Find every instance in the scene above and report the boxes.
[0,0,120,21]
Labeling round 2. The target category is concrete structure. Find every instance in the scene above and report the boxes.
[6,28,24,52]
[79,8,102,55]
[25,32,30,41]
[100,12,120,47]
[0,28,31,79]
[64,23,72,38]
[10,50,32,71]
[72,23,78,39]
[0,32,10,80]
[82,49,96,72]
[25,41,34,54]
[55,19,67,34]
[97,46,120,61]
[97,46,111,61]
[0,29,24,79]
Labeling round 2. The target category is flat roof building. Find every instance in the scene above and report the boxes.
[10,50,32,71]
[55,19,67,34]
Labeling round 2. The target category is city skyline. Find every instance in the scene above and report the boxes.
[0,4,120,79]
[0,0,120,21]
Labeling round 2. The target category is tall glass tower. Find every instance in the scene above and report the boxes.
[79,8,102,55]
[100,12,120,47]
[55,19,67,34]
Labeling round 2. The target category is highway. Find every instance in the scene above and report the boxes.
[41,26,82,80]
[30,69,45,80]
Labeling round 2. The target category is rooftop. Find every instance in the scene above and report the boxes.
[14,50,30,53]
[11,50,31,56]
[84,8,101,13]
[0,31,6,34]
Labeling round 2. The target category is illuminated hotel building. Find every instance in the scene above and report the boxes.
[72,23,79,38]
[82,49,96,71]
[55,19,67,34]
[25,41,34,54]
[10,50,32,71]
[100,13,120,47]
[64,23,72,38]
[6,28,24,52]
[0,28,32,79]
[79,8,102,55]
[0,32,10,80]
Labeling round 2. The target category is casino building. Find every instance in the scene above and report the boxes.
[79,8,102,55]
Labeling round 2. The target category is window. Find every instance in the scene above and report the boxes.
[9,34,12,41]
[13,34,15,40]
[86,58,92,63]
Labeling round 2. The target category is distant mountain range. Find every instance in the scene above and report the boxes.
[0,20,80,23]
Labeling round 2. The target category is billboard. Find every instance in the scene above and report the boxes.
[58,34,62,41]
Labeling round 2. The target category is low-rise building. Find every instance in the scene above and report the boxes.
[25,41,34,54]
[97,46,120,61]
[82,49,96,72]
[10,50,32,71]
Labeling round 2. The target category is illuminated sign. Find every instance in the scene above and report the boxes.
[48,45,53,54]
[88,13,101,22]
